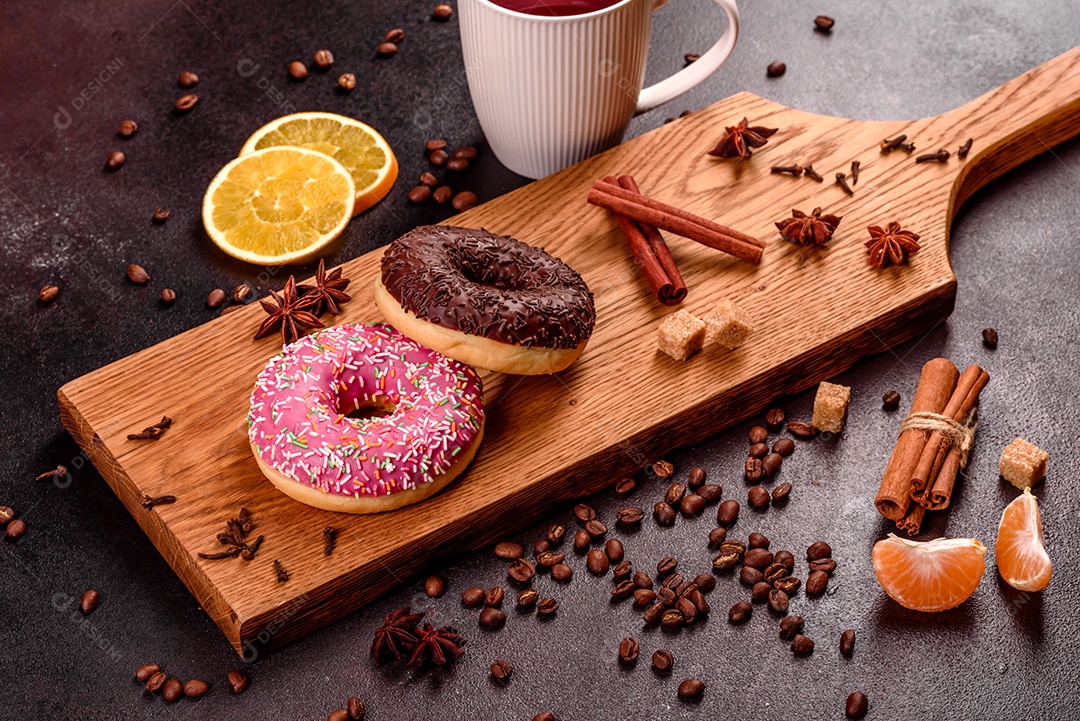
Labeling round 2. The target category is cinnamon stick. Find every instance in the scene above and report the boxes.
[924,445,962,510]
[587,181,765,264]
[896,503,925,536]
[874,358,959,520]
[909,365,989,502]
[616,176,687,305]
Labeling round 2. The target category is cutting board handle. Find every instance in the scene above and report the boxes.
[946,45,1080,209]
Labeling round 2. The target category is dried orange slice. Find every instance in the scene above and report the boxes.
[996,488,1052,591]
[872,534,986,612]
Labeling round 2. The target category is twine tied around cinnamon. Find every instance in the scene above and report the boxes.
[898,407,978,468]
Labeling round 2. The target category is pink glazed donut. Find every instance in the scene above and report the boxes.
[248,323,485,514]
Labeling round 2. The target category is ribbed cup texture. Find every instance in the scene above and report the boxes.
[460,0,653,179]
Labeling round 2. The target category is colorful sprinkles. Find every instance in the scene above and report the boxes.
[248,323,485,499]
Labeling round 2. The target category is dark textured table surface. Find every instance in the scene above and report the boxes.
[2,1,1079,719]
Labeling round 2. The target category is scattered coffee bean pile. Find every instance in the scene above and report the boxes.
[1,503,25,540]
[410,139,480,211]
[327,695,367,721]
[134,663,213,703]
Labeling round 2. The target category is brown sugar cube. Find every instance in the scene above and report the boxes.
[658,310,706,361]
[812,381,851,433]
[999,438,1048,489]
[703,299,754,350]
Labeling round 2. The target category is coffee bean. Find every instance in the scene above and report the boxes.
[654,501,676,526]
[163,678,183,702]
[761,453,783,477]
[495,541,523,559]
[708,527,727,546]
[656,587,677,607]
[676,597,697,624]
[745,548,775,569]
[814,15,835,32]
[610,554,630,576]
[334,72,357,91]
[728,600,752,623]
[744,456,763,481]
[771,483,792,502]
[662,573,684,592]
[584,519,607,539]
[152,207,171,223]
[651,649,674,673]
[779,615,804,639]
[462,587,485,606]
[632,571,653,589]
[677,678,704,700]
[453,146,478,160]
[611,580,636,600]
[840,628,856,657]
[538,596,559,616]
[490,658,513,682]
[810,558,837,574]
[105,150,126,170]
[429,149,449,166]
[538,552,564,570]
[425,139,448,152]
[633,588,657,607]
[227,670,248,694]
[39,284,59,303]
[446,157,469,172]
[614,477,636,495]
[791,634,815,655]
[716,499,739,526]
[573,528,591,551]
[206,288,226,309]
[774,576,801,595]
[534,539,552,554]
[479,607,506,629]
[748,486,770,509]
[376,42,398,56]
[749,443,769,459]
[517,588,539,608]
[749,425,768,444]
[642,602,665,625]
[766,61,787,77]
[653,556,675,577]
[135,664,161,682]
[982,327,998,348]
[508,558,535,583]
[312,49,334,69]
[689,588,710,614]
[663,482,686,506]
[551,563,573,582]
[178,70,199,87]
[661,608,684,629]
[146,671,167,693]
[408,185,431,203]
[787,420,816,438]
[774,549,795,571]
[618,637,640,664]
[231,283,253,303]
[126,263,149,284]
[846,691,869,718]
[882,389,901,410]
[772,438,795,457]
[347,696,365,720]
[806,570,829,596]
[118,119,138,137]
[451,190,477,210]
[586,549,609,575]
[485,586,504,607]
[751,581,771,603]
[433,3,454,20]
[768,589,789,614]
[570,503,594,523]
[693,573,715,592]
[182,679,209,698]
[383,27,406,44]
[745,533,768,550]
[616,507,644,526]
[740,566,764,586]
[652,459,674,478]
[680,494,705,515]
[80,589,99,615]
[546,524,565,545]
[712,548,739,571]
[807,541,832,561]
[697,484,722,502]
[687,467,706,487]
[721,538,747,556]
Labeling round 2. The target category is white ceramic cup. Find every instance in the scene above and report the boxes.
[459,0,739,179]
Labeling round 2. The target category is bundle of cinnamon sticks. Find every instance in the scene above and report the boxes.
[587,175,766,305]
[874,358,990,535]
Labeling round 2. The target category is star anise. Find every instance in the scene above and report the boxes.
[776,207,842,247]
[707,117,778,159]
[866,222,922,268]
[370,607,425,667]
[297,259,352,316]
[407,623,465,667]
[253,275,323,345]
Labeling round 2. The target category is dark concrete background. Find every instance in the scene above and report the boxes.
[1,0,1078,719]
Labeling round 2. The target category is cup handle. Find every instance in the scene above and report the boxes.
[635,0,739,114]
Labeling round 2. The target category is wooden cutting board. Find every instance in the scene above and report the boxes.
[58,47,1080,657]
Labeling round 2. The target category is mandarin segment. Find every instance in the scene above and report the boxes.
[872,534,986,612]
[995,488,1052,592]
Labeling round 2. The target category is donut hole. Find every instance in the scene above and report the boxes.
[459,262,518,292]
[340,398,396,422]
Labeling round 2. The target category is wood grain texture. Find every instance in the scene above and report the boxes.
[57,47,1080,657]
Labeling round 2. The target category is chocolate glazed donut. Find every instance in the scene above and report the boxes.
[374,225,595,375]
